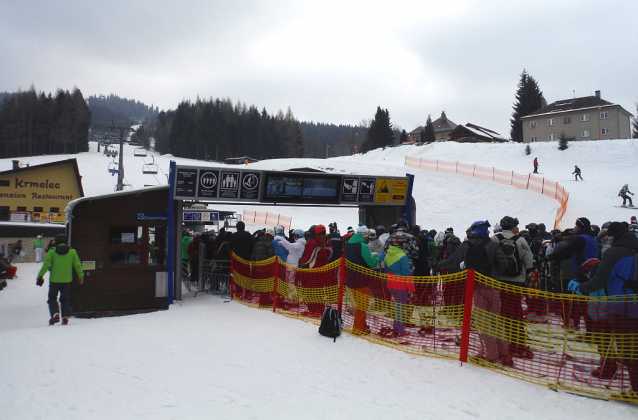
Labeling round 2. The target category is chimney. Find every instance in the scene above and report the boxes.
[12,160,20,170]
[595,90,601,100]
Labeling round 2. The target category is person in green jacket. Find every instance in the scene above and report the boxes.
[36,234,84,325]
[34,235,44,263]
[182,231,193,273]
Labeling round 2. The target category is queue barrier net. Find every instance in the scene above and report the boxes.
[231,254,638,403]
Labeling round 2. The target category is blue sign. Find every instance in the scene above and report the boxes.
[183,211,219,222]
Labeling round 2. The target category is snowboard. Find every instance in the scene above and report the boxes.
[615,206,636,209]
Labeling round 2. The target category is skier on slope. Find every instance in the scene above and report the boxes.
[618,184,634,207]
[533,157,539,174]
[572,165,583,181]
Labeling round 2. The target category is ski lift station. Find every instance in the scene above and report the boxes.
[62,161,415,316]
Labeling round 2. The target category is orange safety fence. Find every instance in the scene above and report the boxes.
[242,210,293,230]
[404,156,570,230]
[231,254,638,403]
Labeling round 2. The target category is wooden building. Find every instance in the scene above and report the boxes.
[67,186,173,317]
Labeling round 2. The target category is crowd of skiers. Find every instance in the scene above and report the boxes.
[179,213,637,396]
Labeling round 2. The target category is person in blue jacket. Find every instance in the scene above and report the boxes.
[380,244,414,336]
[569,222,638,396]
[272,226,289,263]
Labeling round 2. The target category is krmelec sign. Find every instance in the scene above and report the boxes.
[0,159,84,212]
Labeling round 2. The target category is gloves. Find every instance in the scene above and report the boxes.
[567,279,582,295]
[36,277,44,287]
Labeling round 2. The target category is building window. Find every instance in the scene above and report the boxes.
[548,134,556,141]
[547,118,555,126]
[564,116,571,124]
[0,206,9,221]
[441,134,445,139]
[530,136,538,142]
[580,114,589,122]
[50,207,60,213]
[581,130,590,138]
[600,111,609,119]
[601,128,610,135]
[108,226,143,265]
[33,207,44,212]
[0,180,9,187]
[17,206,27,211]
[530,121,537,128]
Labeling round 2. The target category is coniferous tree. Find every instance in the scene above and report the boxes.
[510,70,545,142]
[399,129,408,143]
[362,107,394,152]
[558,131,571,151]
[423,115,436,143]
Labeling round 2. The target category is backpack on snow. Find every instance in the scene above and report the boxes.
[464,241,493,277]
[495,233,523,277]
[318,306,342,342]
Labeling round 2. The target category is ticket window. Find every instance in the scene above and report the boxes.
[107,226,167,266]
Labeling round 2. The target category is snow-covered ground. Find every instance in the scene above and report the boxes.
[2,139,638,419]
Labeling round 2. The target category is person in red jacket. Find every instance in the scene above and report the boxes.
[533,157,539,174]
[299,225,333,317]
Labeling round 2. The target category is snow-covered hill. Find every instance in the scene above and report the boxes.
[2,139,638,419]
[5,138,637,234]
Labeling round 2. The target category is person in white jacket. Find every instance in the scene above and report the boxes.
[274,229,306,268]
[273,229,306,310]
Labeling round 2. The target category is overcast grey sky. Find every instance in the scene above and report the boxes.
[1,0,636,138]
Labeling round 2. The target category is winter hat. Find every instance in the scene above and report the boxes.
[575,217,591,230]
[347,226,354,234]
[445,227,454,235]
[396,218,410,230]
[493,223,502,234]
[538,223,546,232]
[274,226,284,235]
[355,222,368,234]
[500,216,519,231]
[315,224,327,235]
[37,235,42,238]
[264,228,275,239]
[631,216,637,224]
[470,220,491,237]
[329,222,338,233]
[54,234,67,245]
[368,229,377,239]
[607,222,627,238]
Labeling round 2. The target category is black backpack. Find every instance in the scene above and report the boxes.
[464,241,492,277]
[318,306,342,342]
[495,233,523,277]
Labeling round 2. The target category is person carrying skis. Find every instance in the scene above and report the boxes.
[533,157,539,174]
[572,165,583,181]
[618,184,634,207]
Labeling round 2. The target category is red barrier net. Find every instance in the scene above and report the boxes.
[231,255,638,402]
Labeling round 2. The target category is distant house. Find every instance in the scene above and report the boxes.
[520,90,633,143]
[408,111,458,143]
[446,123,507,143]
